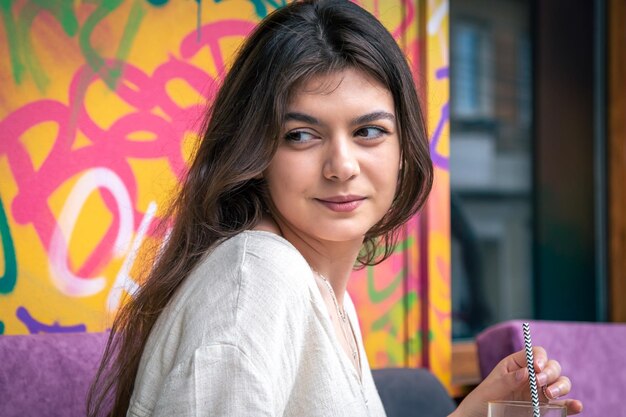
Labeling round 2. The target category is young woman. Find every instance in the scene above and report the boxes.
[89,1,583,416]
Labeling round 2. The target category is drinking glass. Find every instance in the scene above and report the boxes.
[488,401,566,417]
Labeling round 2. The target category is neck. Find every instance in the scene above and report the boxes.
[310,255,357,306]
[273,222,362,306]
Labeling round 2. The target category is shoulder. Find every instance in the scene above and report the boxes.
[238,231,311,278]
[233,230,314,306]
[202,230,312,288]
[145,230,315,355]
[202,230,303,265]
[189,230,309,280]
[182,231,314,316]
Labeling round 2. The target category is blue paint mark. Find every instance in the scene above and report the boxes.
[0,321,4,335]
[265,0,286,9]
[430,66,450,170]
[16,306,86,334]
[429,102,449,170]
[248,0,286,18]
[146,0,168,6]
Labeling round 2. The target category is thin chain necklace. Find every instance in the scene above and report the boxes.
[315,272,361,372]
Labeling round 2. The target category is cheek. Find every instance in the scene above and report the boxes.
[269,148,320,179]
[379,163,401,206]
[384,173,400,202]
[265,156,308,202]
[370,149,401,190]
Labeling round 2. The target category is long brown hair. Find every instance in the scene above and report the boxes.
[87,1,433,415]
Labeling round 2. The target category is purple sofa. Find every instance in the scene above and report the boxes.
[0,332,109,417]
[476,320,626,416]
[0,331,454,417]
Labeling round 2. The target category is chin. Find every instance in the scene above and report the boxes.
[311,226,371,243]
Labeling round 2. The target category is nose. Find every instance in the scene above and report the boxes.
[322,137,360,181]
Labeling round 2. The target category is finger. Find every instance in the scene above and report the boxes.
[504,345,547,373]
[503,366,528,389]
[550,399,583,415]
[536,359,561,387]
[544,375,571,400]
[533,346,548,371]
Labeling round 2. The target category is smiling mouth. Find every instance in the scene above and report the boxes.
[315,196,366,212]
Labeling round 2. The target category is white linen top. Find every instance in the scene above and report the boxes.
[127,230,387,417]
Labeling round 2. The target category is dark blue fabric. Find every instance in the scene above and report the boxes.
[372,368,456,417]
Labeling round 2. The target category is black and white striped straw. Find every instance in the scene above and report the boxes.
[523,322,540,417]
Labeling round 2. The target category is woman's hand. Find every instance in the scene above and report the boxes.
[451,347,583,417]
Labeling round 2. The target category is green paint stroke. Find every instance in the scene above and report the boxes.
[408,333,421,355]
[109,0,146,83]
[1,0,79,90]
[365,234,414,303]
[383,336,404,366]
[392,235,415,253]
[0,0,26,84]
[367,234,415,260]
[20,0,78,92]
[33,0,78,36]
[18,3,52,92]
[371,292,416,338]
[0,321,4,335]
[0,197,17,294]
[78,0,123,90]
[367,265,405,303]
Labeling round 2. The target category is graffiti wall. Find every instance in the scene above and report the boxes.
[425,0,450,386]
[0,0,449,383]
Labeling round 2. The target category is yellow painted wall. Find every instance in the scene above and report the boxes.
[0,0,449,384]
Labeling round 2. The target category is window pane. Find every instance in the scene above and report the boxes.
[450,0,533,339]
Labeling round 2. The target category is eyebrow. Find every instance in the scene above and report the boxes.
[283,111,396,126]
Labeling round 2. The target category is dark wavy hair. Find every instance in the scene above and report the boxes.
[88,1,433,415]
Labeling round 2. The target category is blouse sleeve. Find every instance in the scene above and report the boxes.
[127,233,311,417]
[149,343,275,417]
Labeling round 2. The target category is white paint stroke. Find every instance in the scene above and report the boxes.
[439,30,449,66]
[49,168,134,296]
[427,0,448,35]
[106,201,157,312]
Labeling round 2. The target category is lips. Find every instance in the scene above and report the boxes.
[315,195,366,212]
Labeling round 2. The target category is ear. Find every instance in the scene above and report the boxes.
[254,172,264,180]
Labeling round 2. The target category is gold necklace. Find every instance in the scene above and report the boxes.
[315,272,360,368]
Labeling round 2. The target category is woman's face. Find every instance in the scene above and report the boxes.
[264,68,401,245]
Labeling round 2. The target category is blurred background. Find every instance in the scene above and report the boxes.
[449,0,626,392]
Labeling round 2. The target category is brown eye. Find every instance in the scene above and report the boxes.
[355,126,387,139]
[284,130,316,143]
